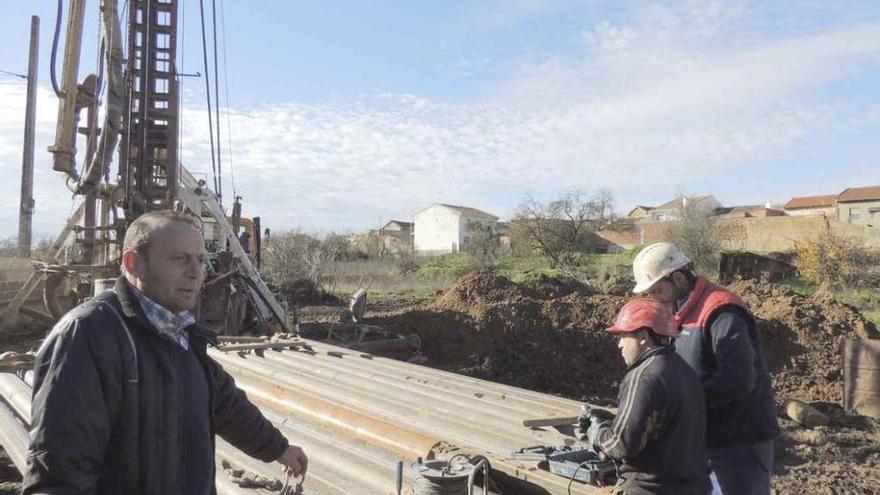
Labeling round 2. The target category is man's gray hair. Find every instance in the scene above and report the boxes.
[122,210,202,256]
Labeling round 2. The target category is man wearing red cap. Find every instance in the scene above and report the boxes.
[585,299,711,495]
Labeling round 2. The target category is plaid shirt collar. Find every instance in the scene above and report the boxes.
[129,286,196,350]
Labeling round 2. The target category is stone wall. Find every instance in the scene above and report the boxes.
[640,216,880,252]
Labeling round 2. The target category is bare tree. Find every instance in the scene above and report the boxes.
[464,220,499,269]
[663,196,722,274]
[512,189,617,266]
[260,230,342,291]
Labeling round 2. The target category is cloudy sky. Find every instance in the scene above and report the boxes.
[0,0,879,239]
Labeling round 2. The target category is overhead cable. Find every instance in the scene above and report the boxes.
[219,0,237,197]
[198,0,220,201]
[211,0,223,205]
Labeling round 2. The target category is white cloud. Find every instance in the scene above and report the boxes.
[1,2,879,239]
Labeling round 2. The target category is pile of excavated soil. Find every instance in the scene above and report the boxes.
[772,403,880,494]
[729,280,880,403]
[369,272,627,400]
[523,274,594,299]
[373,273,879,405]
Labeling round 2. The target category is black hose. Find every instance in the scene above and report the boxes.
[50,0,63,96]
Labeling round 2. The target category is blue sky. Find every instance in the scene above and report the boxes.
[0,0,879,238]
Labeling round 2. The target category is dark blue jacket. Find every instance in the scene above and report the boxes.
[23,278,288,495]
[673,277,778,448]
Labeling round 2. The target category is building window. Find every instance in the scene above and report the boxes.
[849,208,861,221]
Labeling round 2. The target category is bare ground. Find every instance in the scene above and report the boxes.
[3,272,878,493]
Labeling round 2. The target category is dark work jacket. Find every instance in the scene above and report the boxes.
[23,277,289,495]
[594,346,711,495]
[673,277,779,449]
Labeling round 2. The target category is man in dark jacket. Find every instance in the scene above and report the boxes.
[23,210,308,494]
[586,298,711,495]
[632,242,778,495]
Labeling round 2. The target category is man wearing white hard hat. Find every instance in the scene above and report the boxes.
[632,242,778,495]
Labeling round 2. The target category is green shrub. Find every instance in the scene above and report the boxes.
[416,253,475,278]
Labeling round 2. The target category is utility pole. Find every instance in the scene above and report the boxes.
[18,15,39,258]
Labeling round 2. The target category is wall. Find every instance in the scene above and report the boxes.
[838,201,880,226]
[641,216,880,252]
[785,207,836,218]
[831,222,880,248]
[414,205,461,253]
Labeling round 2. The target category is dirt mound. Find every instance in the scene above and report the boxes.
[524,274,594,299]
[728,280,879,403]
[591,267,636,296]
[373,272,627,399]
[429,271,540,318]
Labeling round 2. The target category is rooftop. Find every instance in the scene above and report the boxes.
[784,194,838,210]
[838,186,880,203]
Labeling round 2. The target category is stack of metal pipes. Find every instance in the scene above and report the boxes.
[0,339,611,494]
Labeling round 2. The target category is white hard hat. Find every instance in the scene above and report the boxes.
[632,242,691,294]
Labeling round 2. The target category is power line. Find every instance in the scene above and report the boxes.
[0,69,27,79]
[219,0,237,196]
[198,0,219,202]
[179,0,186,173]
[211,0,223,205]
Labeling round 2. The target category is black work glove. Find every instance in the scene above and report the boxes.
[577,406,613,439]
[586,420,611,449]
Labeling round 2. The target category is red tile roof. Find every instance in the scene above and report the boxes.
[783,194,837,210]
[838,186,880,203]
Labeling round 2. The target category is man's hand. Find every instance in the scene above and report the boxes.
[276,445,308,477]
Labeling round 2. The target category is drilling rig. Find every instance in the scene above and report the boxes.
[2,0,289,336]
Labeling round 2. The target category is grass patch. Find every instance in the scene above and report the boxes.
[328,258,454,300]
[416,253,474,279]
[325,251,638,300]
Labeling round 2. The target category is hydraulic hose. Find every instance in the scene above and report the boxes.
[50,0,63,96]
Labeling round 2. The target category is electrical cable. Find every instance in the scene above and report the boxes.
[211,0,223,205]
[50,0,63,96]
[567,460,590,495]
[219,0,237,197]
[0,69,27,79]
[178,0,186,173]
[198,0,220,200]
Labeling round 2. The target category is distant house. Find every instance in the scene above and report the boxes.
[646,195,722,222]
[783,194,837,218]
[715,204,785,219]
[382,220,413,234]
[626,205,654,220]
[837,186,880,226]
[378,220,413,252]
[413,204,499,253]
